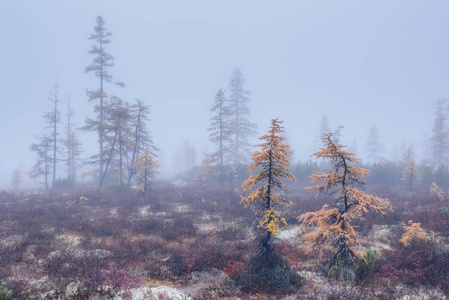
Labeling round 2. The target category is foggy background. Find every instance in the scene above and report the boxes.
[1,0,447,188]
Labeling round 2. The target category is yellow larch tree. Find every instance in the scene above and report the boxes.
[299,133,391,280]
[430,182,445,201]
[399,220,432,246]
[241,119,296,256]
[196,155,217,185]
[133,146,160,196]
[401,145,419,192]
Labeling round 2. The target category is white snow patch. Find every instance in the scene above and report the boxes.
[138,205,152,217]
[56,233,83,247]
[122,286,192,300]
[1,234,24,247]
[277,225,300,241]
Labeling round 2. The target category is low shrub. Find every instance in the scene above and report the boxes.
[377,240,449,293]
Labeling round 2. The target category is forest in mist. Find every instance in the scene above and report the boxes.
[1,1,447,189]
[1,1,449,299]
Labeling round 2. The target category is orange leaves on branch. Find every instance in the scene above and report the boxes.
[241,119,296,237]
[299,133,391,270]
[134,147,160,193]
[399,220,431,246]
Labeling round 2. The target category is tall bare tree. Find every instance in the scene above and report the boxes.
[228,68,256,164]
[85,15,124,184]
[208,89,232,182]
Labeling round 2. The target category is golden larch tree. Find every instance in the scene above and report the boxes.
[134,146,160,196]
[399,220,429,246]
[241,119,296,256]
[196,156,217,185]
[299,133,391,280]
[401,145,419,192]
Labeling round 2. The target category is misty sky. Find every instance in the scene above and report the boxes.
[1,1,448,188]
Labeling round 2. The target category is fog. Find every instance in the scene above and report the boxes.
[1,0,447,189]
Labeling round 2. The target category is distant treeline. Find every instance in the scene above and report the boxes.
[177,159,449,192]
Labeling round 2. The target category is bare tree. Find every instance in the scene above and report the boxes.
[208,89,232,182]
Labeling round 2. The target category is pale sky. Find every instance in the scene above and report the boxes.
[1,1,448,188]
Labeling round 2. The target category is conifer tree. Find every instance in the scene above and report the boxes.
[431,99,449,165]
[399,220,428,246]
[366,126,384,163]
[228,68,256,164]
[11,168,22,190]
[208,89,232,182]
[29,134,53,190]
[175,139,197,173]
[45,84,61,188]
[127,99,156,187]
[99,97,132,188]
[299,133,391,280]
[319,115,331,136]
[84,15,124,184]
[196,156,217,185]
[134,146,160,196]
[241,119,296,256]
[401,145,419,192]
[64,98,82,182]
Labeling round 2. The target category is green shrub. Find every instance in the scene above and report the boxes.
[0,282,13,300]
[355,250,377,283]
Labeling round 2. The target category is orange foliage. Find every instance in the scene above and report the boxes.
[241,119,296,237]
[399,220,428,246]
[299,133,391,266]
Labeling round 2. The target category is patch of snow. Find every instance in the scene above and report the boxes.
[1,234,24,247]
[138,205,151,217]
[66,280,82,298]
[56,233,83,247]
[277,225,300,242]
[174,204,190,213]
[121,286,192,300]
[297,270,327,285]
